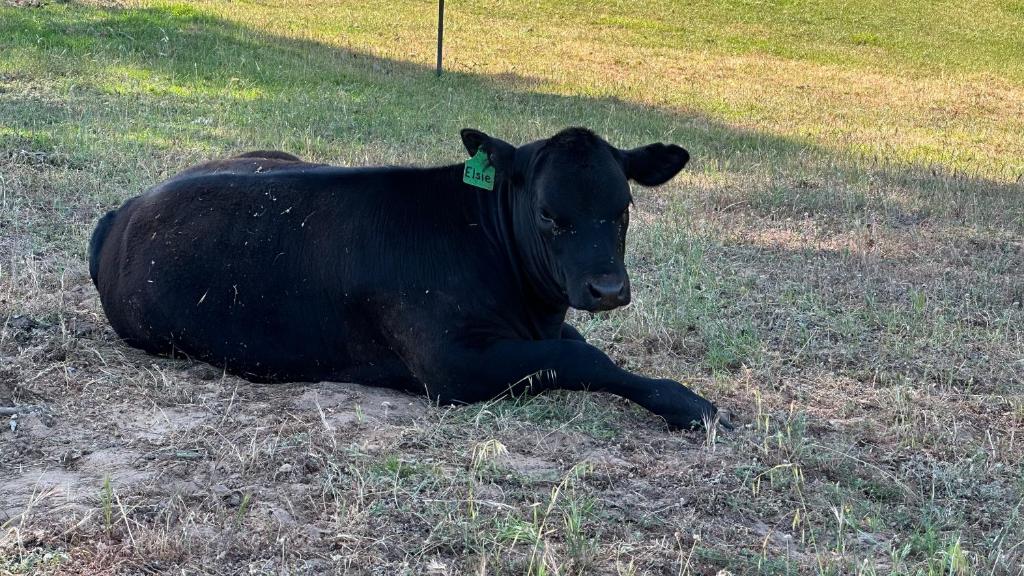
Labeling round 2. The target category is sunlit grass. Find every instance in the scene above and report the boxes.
[158,0,1024,180]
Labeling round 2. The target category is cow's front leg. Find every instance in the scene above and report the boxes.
[425,339,726,430]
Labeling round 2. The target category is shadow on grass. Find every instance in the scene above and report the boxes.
[0,1,1020,233]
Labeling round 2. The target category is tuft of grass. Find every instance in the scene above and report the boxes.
[456,391,623,440]
[99,475,113,535]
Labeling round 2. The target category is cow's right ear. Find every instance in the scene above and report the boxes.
[461,128,515,172]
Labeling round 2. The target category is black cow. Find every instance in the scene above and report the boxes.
[89,128,729,429]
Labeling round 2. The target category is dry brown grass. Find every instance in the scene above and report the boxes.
[2,1,1023,574]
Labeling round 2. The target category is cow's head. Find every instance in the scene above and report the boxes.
[461,127,689,312]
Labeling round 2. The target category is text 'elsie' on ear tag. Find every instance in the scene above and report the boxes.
[463,149,495,191]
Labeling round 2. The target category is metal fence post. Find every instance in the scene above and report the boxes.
[436,0,445,76]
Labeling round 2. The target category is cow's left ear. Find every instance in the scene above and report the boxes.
[619,143,690,187]
[461,128,515,172]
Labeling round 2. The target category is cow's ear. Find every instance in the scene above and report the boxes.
[619,143,690,186]
[461,128,515,171]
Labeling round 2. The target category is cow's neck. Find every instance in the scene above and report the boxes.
[495,174,569,320]
[447,163,568,337]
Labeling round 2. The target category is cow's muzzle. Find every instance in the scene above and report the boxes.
[580,274,631,311]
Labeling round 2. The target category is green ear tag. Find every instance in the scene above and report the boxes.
[463,149,495,191]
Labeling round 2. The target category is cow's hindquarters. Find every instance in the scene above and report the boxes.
[89,209,118,287]
[92,176,336,381]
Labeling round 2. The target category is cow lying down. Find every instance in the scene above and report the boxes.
[90,128,730,430]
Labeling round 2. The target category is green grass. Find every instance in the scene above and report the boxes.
[476,0,1024,80]
[1,0,1022,574]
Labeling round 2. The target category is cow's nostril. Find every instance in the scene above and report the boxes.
[587,278,625,301]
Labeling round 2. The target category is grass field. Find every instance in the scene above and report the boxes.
[1,0,1022,574]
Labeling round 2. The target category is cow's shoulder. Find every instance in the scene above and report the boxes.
[232,150,303,162]
[172,150,323,181]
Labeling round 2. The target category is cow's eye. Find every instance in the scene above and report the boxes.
[539,209,556,227]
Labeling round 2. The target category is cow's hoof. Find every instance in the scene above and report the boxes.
[715,409,734,431]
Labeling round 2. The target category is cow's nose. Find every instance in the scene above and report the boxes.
[586,277,627,304]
